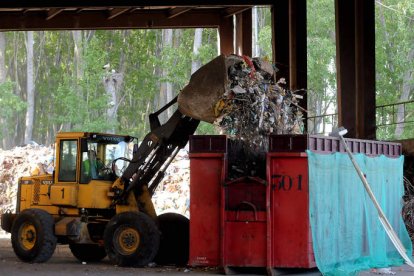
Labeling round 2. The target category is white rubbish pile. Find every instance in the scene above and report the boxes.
[152,149,190,218]
[0,145,54,213]
[0,144,54,236]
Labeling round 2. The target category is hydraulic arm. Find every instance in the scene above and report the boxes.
[112,96,200,206]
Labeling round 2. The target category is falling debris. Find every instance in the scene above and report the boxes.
[179,54,305,179]
[227,139,267,180]
[214,55,304,152]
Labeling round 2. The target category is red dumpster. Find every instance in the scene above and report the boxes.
[188,134,401,271]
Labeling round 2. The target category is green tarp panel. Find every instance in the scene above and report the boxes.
[307,151,412,275]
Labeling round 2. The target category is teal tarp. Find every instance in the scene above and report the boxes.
[307,151,412,276]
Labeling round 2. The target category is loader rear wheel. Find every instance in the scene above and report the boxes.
[104,212,160,267]
[69,243,107,262]
[11,208,57,263]
[154,213,189,266]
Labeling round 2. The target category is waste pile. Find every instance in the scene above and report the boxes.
[402,197,414,243]
[214,55,304,152]
[0,145,54,213]
[402,155,414,244]
[0,144,54,236]
[152,149,190,218]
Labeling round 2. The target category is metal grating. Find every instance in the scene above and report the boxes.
[189,135,227,153]
[269,134,402,157]
[32,181,40,204]
[190,134,402,157]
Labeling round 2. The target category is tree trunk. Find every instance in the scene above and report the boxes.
[72,31,83,80]
[394,48,414,138]
[24,31,35,144]
[103,72,123,134]
[158,29,173,123]
[191,29,203,74]
[0,33,6,83]
[0,32,7,149]
[252,7,260,57]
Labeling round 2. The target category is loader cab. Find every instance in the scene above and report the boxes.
[49,132,134,210]
[79,134,133,183]
[55,132,134,185]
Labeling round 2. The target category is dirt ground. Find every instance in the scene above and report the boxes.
[0,238,220,276]
[0,238,413,276]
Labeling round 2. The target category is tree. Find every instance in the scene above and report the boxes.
[0,31,7,148]
[191,28,203,74]
[24,31,35,144]
[375,0,414,140]
[306,0,337,134]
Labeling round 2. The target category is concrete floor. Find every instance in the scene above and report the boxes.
[0,238,413,275]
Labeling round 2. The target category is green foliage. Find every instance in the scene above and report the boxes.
[375,0,414,139]
[0,81,26,141]
[0,81,25,117]
[258,25,272,58]
[196,122,219,135]
[306,0,337,125]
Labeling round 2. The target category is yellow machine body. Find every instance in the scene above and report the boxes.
[12,132,157,240]
[17,132,126,216]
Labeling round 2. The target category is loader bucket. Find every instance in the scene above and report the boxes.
[178,54,238,123]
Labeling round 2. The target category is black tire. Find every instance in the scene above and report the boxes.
[11,208,57,263]
[69,243,107,262]
[154,213,189,266]
[104,212,160,267]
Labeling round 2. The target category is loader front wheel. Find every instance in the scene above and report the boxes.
[11,208,57,263]
[69,243,107,262]
[104,212,160,267]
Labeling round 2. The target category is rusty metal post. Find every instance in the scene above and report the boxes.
[272,2,290,83]
[219,15,234,56]
[272,1,307,131]
[335,0,376,139]
[289,0,307,130]
[355,0,376,139]
[235,9,253,57]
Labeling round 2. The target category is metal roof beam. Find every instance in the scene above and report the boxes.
[46,8,63,20]
[167,7,192,19]
[223,6,252,18]
[0,1,274,9]
[107,8,130,20]
[0,10,222,30]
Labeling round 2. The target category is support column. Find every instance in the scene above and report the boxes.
[272,1,307,129]
[335,0,375,139]
[335,0,357,137]
[272,2,290,83]
[289,0,307,128]
[355,0,376,139]
[235,9,252,57]
[219,16,234,56]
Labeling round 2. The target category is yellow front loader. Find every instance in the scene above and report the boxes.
[1,96,199,266]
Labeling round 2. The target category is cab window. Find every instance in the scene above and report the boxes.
[58,140,78,182]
